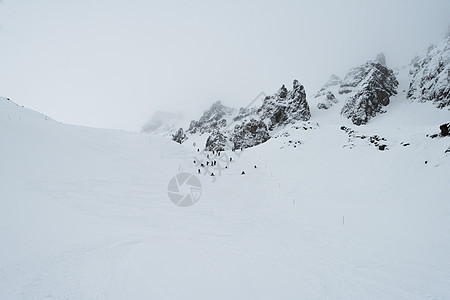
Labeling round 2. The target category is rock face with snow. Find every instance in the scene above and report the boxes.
[187,101,236,135]
[144,79,312,150]
[172,128,187,144]
[316,75,341,109]
[231,119,270,150]
[317,91,338,110]
[258,80,311,130]
[340,61,398,125]
[407,37,450,109]
[338,65,369,95]
[205,130,228,152]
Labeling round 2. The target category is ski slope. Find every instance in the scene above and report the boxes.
[1,95,450,299]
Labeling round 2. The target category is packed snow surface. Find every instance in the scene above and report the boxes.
[1,91,450,299]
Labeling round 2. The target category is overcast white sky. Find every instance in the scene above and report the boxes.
[0,0,449,131]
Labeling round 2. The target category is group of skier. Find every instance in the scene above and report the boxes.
[195,150,257,177]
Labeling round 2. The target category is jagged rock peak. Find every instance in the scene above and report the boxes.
[258,79,311,130]
[341,61,398,125]
[172,128,187,144]
[187,101,236,135]
[276,84,288,98]
[407,36,450,109]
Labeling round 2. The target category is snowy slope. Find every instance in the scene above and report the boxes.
[1,89,450,300]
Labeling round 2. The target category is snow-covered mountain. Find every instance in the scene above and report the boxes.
[340,60,398,125]
[0,96,55,122]
[149,36,449,153]
[314,53,399,126]
[1,34,450,300]
[162,80,311,152]
[187,101,236,135]
[407,36,450,109]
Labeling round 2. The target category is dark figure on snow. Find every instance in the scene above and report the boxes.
[254,165,257,168]
[241,171,246,175]
[211,173,215,176]
[207,161,209,166]
[230,157,232,162]
[198,169,201,174]
[201,163,205,167]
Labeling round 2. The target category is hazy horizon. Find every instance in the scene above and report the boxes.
[1,0,449,131]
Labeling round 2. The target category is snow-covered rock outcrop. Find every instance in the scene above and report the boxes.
[258,80,311,130]
[142,78,326,150]
[172,128,187,144]
[187,101,236,135]
[205,130,228,152]
[316,75,341,109]
[407,36,450,109]
[340,61,398,125]
[231,119,270,150]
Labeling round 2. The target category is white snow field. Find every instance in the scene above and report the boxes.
[1,92,450,299]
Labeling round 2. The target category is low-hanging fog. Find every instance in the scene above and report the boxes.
[0,0,449,131]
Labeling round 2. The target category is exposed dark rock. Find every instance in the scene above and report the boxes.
[440,123,449,136]
[258,80,311,130]
[172,128,187,144]
[231,119,270,149]
[341,61,398,125]
[341,126,389,150]
[205,131,228,152]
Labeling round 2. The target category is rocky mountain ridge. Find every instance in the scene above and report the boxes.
[145,35,449,151]
[407,36,450,109]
